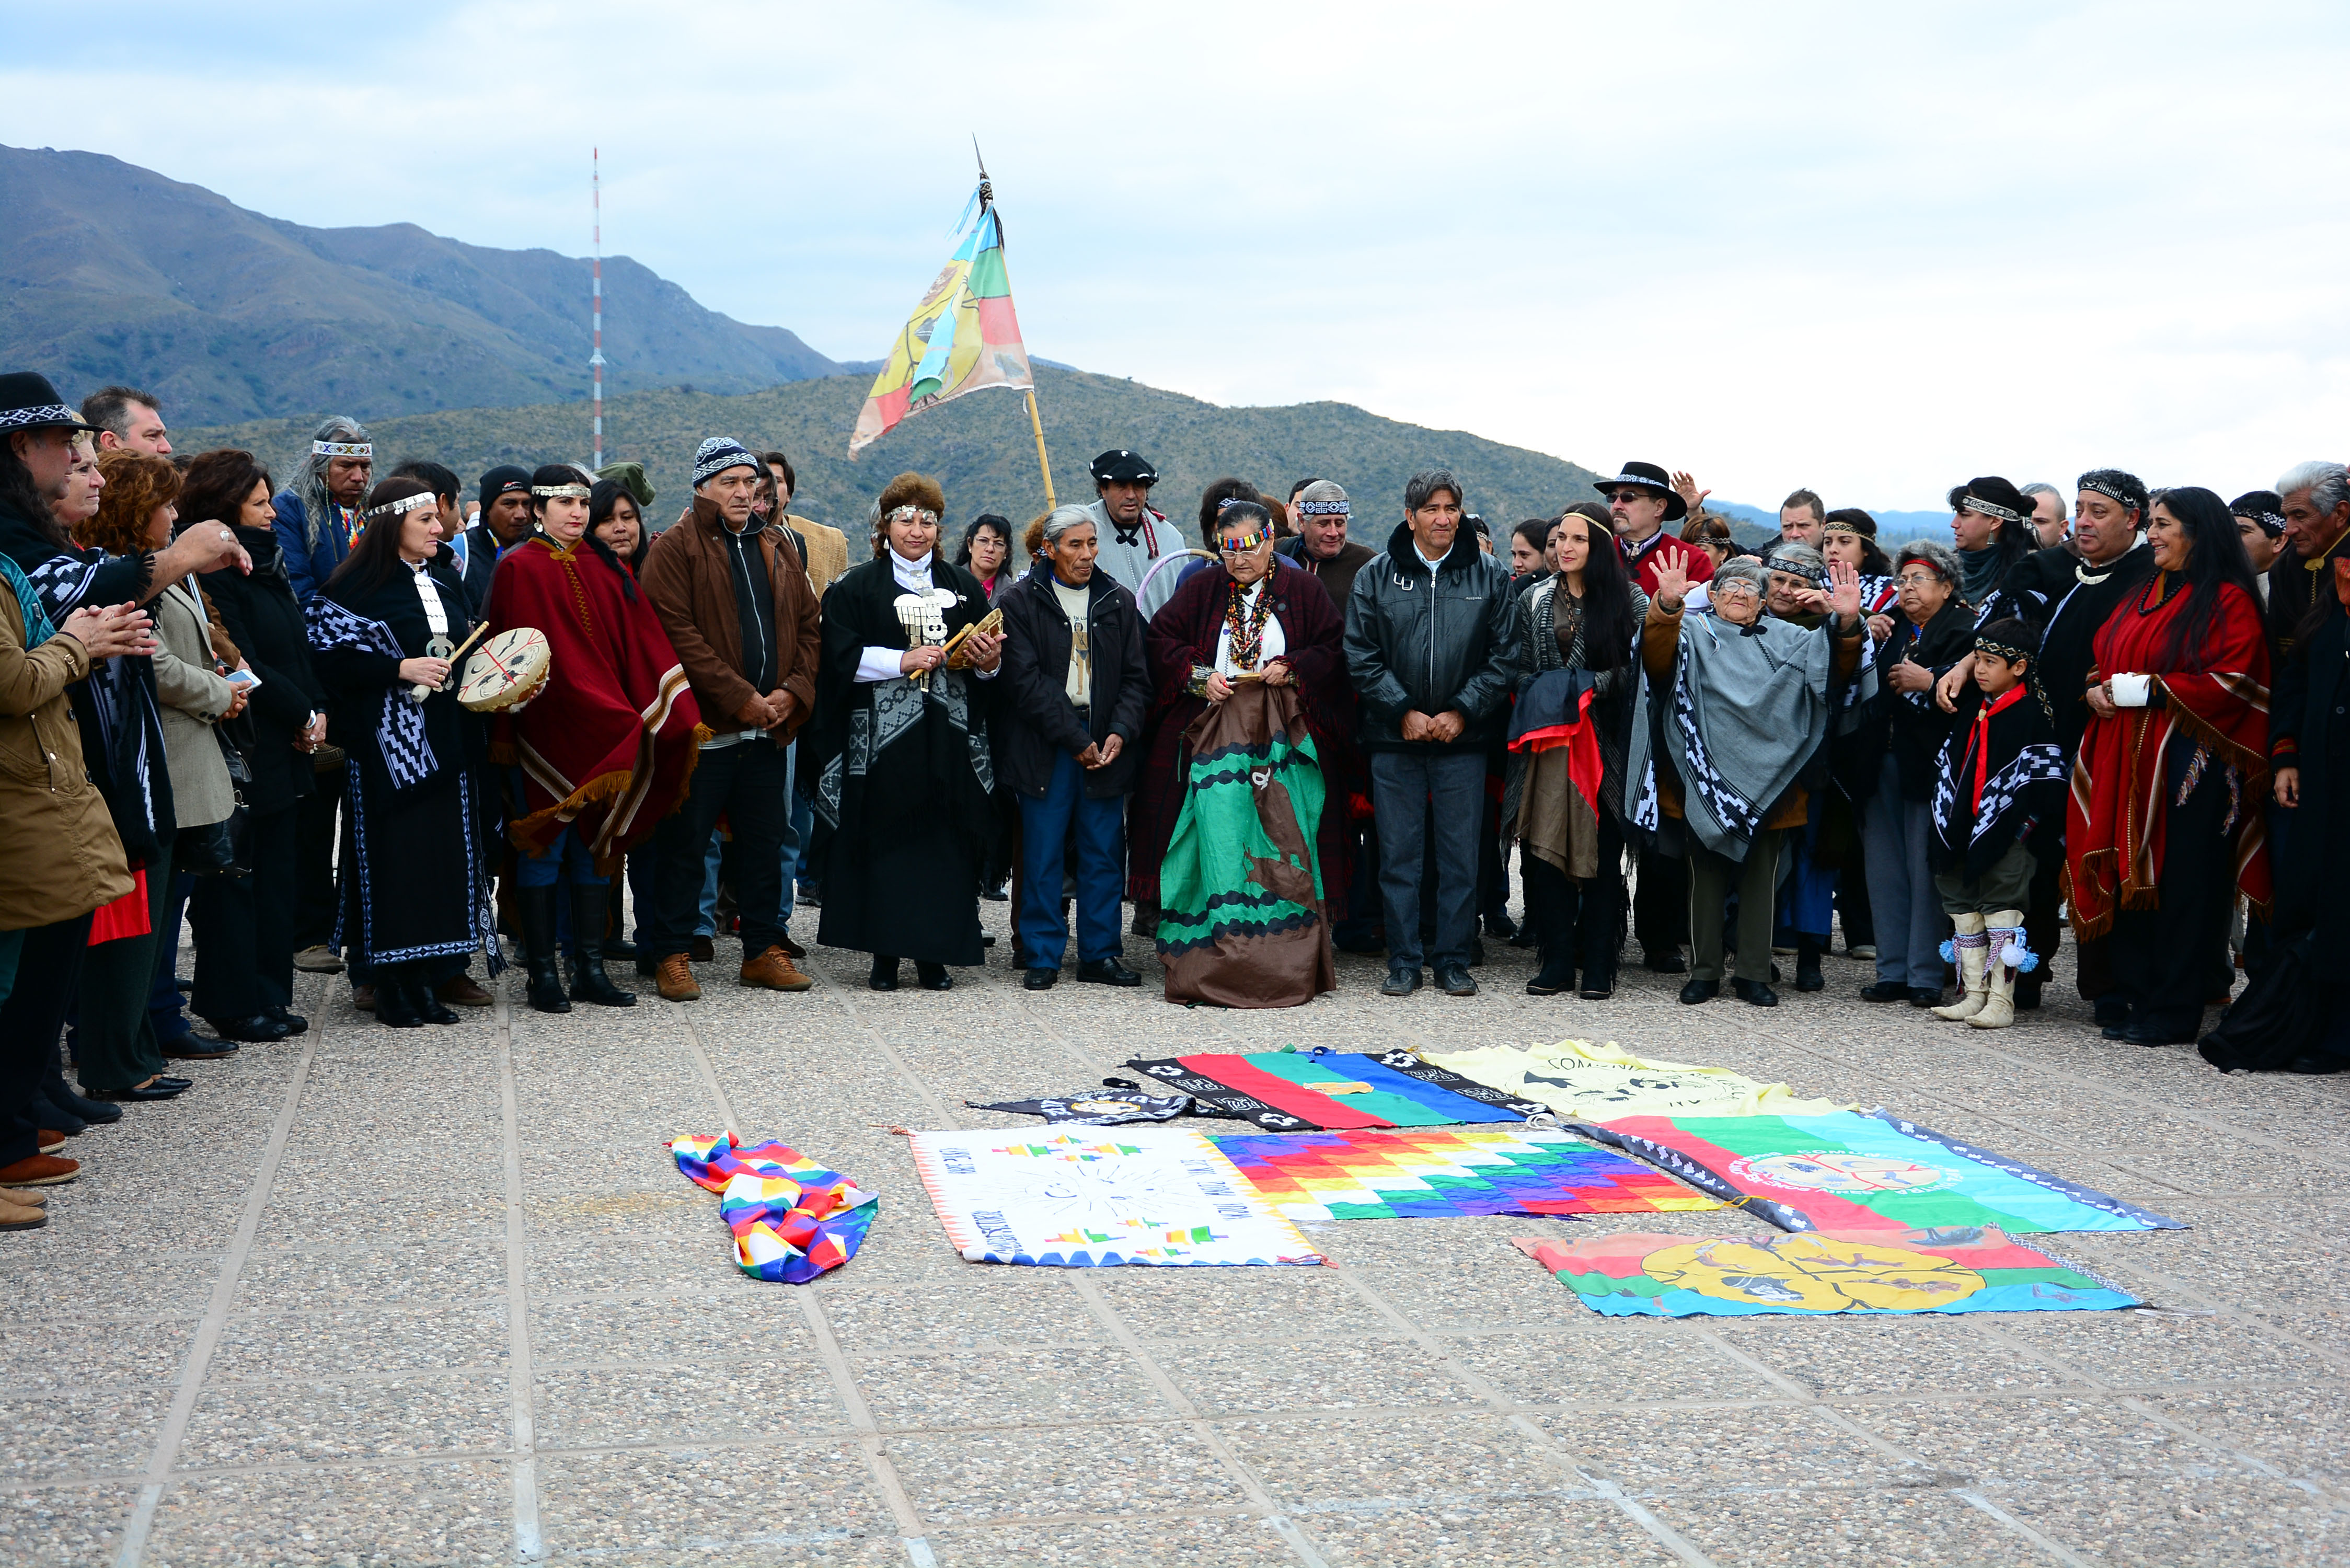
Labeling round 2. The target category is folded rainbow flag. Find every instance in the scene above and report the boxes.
[671,1132,878,1284]
[1127,1049,1538,1131]
[1514,1227,2140,1317]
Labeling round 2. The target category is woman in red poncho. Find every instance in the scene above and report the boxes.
[2065,486,2271,1046]
[485,467,703,1013]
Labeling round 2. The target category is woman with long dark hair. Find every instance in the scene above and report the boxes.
[181,448,326,1047]
[1946,477,2036,618]
[307,477,496,1027]
[953,514,1017,604]
[2067,486,2271,1045]
[1509,508,1648,997]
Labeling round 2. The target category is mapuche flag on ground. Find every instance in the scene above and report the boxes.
[849,193,1035,454]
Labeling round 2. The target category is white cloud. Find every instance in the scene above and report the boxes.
[5,0,2347,505]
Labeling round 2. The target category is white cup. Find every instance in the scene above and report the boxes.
[2111,673,2152,708]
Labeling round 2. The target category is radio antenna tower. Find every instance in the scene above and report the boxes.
[590,148,605,469]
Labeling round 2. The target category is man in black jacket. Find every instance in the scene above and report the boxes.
[998,507,1150,989]
[1344,469,1522,997]
[456,466,534,612]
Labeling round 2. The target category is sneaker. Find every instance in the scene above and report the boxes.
[293,945,343,974]
[1849,944,1878,961]
[656,954,702,1002]
[740,947,814,992]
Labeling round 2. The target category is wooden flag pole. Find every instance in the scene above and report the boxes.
[974,136,1057,513]
[1026,389,1056,511]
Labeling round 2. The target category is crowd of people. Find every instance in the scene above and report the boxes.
[0,361,2340,1233]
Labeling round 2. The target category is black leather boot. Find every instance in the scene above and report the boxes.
[411,977,459,1025]
[376,969,423,1028]
[569,880,637,1007]
[519,886,571,1014]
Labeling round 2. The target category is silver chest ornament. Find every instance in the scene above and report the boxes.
[893,589,955,690]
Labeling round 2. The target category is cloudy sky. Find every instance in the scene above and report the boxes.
[6,1,2345,509]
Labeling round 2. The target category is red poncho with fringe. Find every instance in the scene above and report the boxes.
[2064,574,2270,939]
[485,536,705,871]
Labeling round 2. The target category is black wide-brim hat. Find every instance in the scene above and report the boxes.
[0,372,99,436]
[1089,448,1158,486]
[1595,459,1687,522]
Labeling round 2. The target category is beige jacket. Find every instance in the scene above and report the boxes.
[151,578,237,826]
[786,514,850,596]
[0,581,134,930]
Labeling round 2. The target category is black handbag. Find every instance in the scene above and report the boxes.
[180,727,254,877]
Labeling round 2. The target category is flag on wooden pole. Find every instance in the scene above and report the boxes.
[850,185,1035,455]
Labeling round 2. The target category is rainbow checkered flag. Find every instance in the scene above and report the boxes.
[671,1133,878,1284]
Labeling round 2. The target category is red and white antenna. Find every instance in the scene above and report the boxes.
[590,148,605,469]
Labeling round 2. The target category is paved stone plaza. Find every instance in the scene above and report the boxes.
[3,901,2344,1567]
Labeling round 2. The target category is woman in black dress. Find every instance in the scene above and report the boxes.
[807,473,1004,990]
[306,478,494,1027]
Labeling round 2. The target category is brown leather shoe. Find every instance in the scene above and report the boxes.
[7,1183,46,1204]
[0,1192,46,1230]
[437,975,493,1007]
[0,1154,80,1187]
[37,1131,65,1154]
[740,946,814,992]
[353,985,376,1012]
[656,953,702,1002]
[689,936,715,963]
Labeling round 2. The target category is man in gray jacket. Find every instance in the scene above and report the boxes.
[1344,469,1523,997]
[1083,448,1181,617]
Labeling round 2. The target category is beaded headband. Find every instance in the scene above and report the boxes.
[313,440,372,459]
[1976,639,2031,663]
[2233,505,2286,536]
[1297,500,1350,516]
[884,505,939,526]
[531,483,592,500]
[2078,474,2145,512]
[1821,516,1861,535]
[362,491,439,521]
[1218,528,1268,552]
[1958,494,2022,523]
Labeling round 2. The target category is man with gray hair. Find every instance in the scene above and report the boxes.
[1277,479,1375,613]
[1345,468,1522,996]
[2020,483,2068,550]
[271,416,373,603]
[2271,460,2350,664]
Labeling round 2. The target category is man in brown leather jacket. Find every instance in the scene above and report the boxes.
[639,437,820,999]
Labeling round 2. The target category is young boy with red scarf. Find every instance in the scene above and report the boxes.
[1927,620,2067,1029]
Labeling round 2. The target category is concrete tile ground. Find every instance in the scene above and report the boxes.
[4,896,2346,1568]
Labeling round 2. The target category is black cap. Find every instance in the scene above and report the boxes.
[0,371,99,435]
[1089,448,1158,486]
[1595,460,1687,522]
[478,465,531,504]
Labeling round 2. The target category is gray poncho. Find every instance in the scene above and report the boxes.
[1628,612,1859,863]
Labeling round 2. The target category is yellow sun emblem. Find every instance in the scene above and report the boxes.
[1645,1233,1986,1312]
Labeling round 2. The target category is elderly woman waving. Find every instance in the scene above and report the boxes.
[1630,554,1869,1007]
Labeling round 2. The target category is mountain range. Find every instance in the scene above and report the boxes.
[175,369,1613,546]
[0,143,839,425]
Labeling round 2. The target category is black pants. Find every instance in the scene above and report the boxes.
[188,803,298,1019]
[653,737,788,960]
[294,766,342,949]
[2112,748,2236,1037]
[1632,843,1689,956]
[1523,818,1626,988]
[0,915,93,1167]
[2022,829,2065,993]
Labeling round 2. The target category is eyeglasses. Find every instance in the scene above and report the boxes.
[1895,571,1942,587]
[1712,582,1761,602]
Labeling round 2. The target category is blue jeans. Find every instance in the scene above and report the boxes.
[1369,749,1484,971]
[517,824,605,887]
[1018,752,1125,969]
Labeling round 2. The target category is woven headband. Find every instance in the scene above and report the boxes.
[1297,499,1350,516]
[2234,506,2287,535]
[1959,494,2022,523]
[313,440,373,459]
[884,505,939,526]
[1976,639,2031,663]
[2078,477,2141,511]
[1821,516,1861,535]
[363,491,439,521]
[531,483,592,500]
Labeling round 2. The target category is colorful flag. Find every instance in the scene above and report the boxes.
[1210,1127,1718,1223]
[849,195,1034,454]
[1513,1228,2141,1318]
